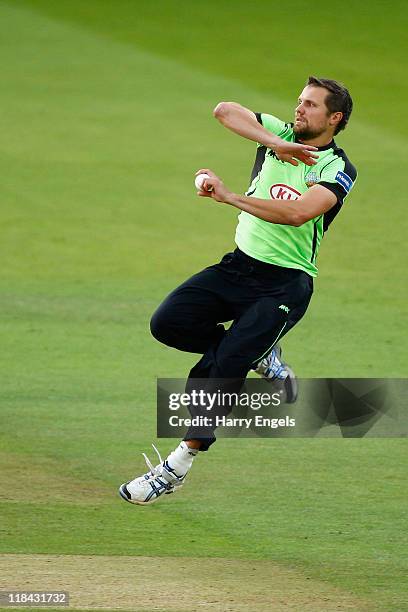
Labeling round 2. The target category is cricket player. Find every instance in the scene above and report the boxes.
[119,76,357,505]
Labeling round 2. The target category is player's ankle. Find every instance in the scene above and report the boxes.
[185,439,202,450]
[163,441,198,482]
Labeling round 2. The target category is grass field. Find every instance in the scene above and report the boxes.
[0,1,407,610]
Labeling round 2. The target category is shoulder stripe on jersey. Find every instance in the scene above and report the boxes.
[332,146,357,181]
[311,215,323,262]
[322,201,342,232]
[319,156,340,176]
[319,145,357,232]
[247,145,267,194]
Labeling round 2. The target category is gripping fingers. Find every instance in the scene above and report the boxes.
[195,168,216,178]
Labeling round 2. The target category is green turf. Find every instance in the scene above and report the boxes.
[0,1,407,610]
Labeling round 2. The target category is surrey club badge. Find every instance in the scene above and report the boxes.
[305,171,319,187]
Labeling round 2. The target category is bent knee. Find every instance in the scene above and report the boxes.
[150,308,171,344]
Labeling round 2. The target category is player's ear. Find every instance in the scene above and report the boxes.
[330,111,343,129]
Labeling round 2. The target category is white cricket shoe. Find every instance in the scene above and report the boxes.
[119,444,185,506]
[254,344,298,403]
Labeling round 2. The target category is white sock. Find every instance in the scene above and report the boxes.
[163,441,198,481]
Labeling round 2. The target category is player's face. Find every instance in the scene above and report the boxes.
[294,85,334,140]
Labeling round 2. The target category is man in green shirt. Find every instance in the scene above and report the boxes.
[119,76,357,505]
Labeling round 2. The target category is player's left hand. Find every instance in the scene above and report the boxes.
[272,140,319,166]
[195,169,232,203]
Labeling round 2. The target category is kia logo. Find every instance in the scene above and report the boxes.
[270,183,301,200]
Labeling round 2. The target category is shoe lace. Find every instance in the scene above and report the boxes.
[141,444,184,489]
[142,444,164,479]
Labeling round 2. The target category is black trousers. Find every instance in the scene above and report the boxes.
[151,248,314,450]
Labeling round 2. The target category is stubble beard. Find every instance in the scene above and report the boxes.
[293,123,327,141]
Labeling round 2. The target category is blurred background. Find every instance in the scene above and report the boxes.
[1,0,406,379]
[1,1,407,610]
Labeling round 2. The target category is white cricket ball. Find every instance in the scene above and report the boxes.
[195,173,213,191]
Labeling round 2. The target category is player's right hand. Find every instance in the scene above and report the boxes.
[195,168,231,204]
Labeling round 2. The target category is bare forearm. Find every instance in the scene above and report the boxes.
[195,169,335,227]
[214,102,281,149]
[226,192,303,226]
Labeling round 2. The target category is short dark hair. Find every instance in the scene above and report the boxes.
[307,76,353,135]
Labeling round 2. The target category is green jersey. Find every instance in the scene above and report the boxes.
[235,113,357,277]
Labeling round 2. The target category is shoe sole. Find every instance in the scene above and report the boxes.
[118,483,152,506]
[118,483,175,506]
[283,365,298,404]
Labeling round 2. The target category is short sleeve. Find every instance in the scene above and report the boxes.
[255,112,288,137]
[318,156,357,206]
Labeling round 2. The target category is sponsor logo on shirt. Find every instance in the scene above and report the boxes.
[335,171,353,193]
[270,184,301,200]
